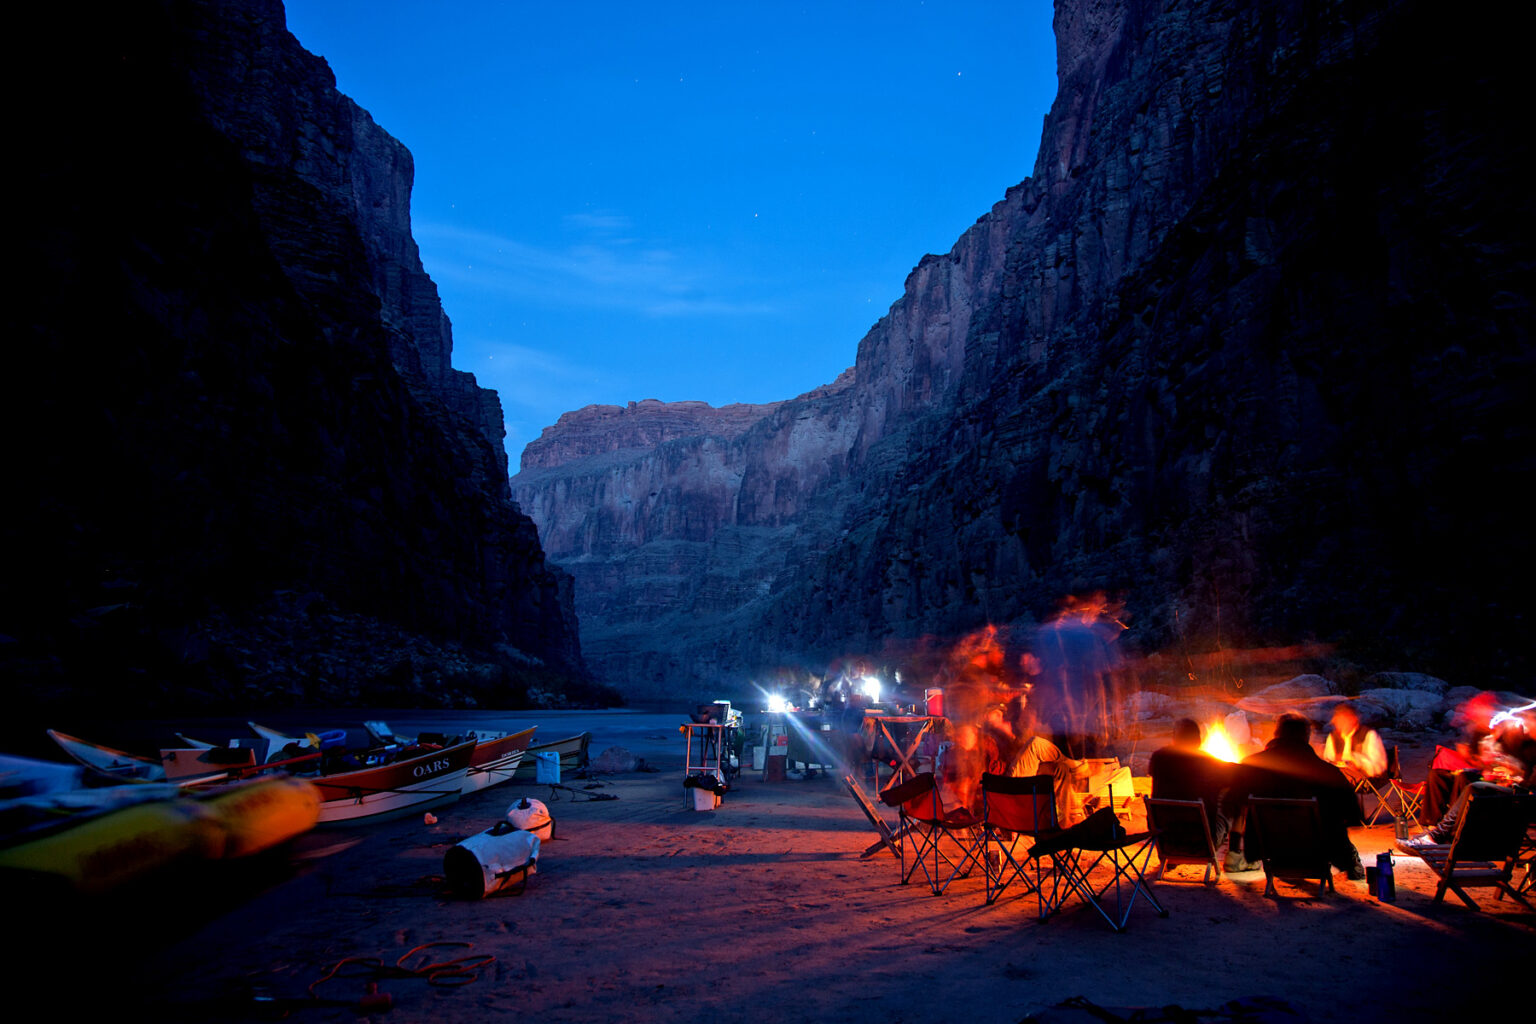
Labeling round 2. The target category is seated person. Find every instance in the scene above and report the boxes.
[1421,690,1497,822]
[938,721,1006,813]
[1223,713,1365,879]
[1400,709,1535,848]
[1004,697,1082,824]
[1322,703,1386,783]
[1149,717,1234,853]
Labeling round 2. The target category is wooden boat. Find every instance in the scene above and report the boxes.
[49,729,320,787]
[460,727,537,794]
[262,721,538,796]
[48,726,465,827]
[511,731,592,780]
[309,739,475,826]
[47,729,170,783]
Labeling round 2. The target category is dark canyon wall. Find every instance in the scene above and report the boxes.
[5,0,584,718]
[513,0,1534,700]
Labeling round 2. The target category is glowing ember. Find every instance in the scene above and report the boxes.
[1201,723,1241,763]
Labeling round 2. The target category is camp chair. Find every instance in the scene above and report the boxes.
[978,773,1063,918]
[843,773,909,860]
[878,772,983,895]
[1349,767,1394,826]
[1402,788,1535,912]
[1515,820,1536,895]
[1384,746,1425,829]
[1028,807,1166,931]
[1145,797,1222,884]
[1246,797,1334,898]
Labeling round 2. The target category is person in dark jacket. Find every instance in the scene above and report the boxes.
[1224,713,1365,879]
[1149,717,1234,853]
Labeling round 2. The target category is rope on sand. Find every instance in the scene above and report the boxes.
[308,941,496,1003]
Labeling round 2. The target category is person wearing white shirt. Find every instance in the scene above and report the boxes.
[1323,703,1386,781]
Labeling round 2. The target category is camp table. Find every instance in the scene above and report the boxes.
[863,713,941,793]
[681,722,733,790]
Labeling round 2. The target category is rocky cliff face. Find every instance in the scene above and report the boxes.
[5,0,584,717]
[514,0,1533,701]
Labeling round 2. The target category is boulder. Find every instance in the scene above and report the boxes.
[1347,697,1394,731]
[1355,688,1446,722]
[1124,690,1177,722]
[1364,672,1452,695]
[1259,675,1339,700]
[588,746,641,774]
[1236,675,1343,727]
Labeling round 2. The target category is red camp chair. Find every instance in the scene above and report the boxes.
[879,772,983,895]
[1028,806,1167,931]
[978,772,1063,919]
[1384,746,1425,830]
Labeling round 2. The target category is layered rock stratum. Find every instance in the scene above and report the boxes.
[5,0,587,717]
[513,0,1534,700]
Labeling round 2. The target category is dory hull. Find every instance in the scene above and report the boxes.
[255,722,539,797]
[511,732,592,780]
[462,727,537,795]
[47,729,167,783]
[311,740,475,826]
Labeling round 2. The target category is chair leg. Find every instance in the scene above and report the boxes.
[1049,840,1166,931]
[1497,880,1536,913]
[983,834,1038,906]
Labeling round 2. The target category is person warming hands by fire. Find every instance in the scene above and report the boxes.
[1322,703,1386,784]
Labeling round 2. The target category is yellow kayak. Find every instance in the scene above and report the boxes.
[0,775,320,894]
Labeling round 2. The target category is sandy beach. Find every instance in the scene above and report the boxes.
[21,715,1527,1023]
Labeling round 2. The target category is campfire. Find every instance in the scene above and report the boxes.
[1200,722,1242,763]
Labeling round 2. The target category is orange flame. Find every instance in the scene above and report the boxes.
[1201,722,1241,763]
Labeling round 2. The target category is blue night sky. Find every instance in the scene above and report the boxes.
[284,2,1058,459]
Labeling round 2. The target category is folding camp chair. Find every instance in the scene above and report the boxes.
[878,772,983,895]
[1401,788,1535,912]
[1350,770,1394,826]
[1384,746,1425,830]
[1515,820,1536,896]
[843,773,909,859]
[1145,797,1222,884]
[1028,807,1166,931]
[1246,797,1334,898]
[978,773,1063,918]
